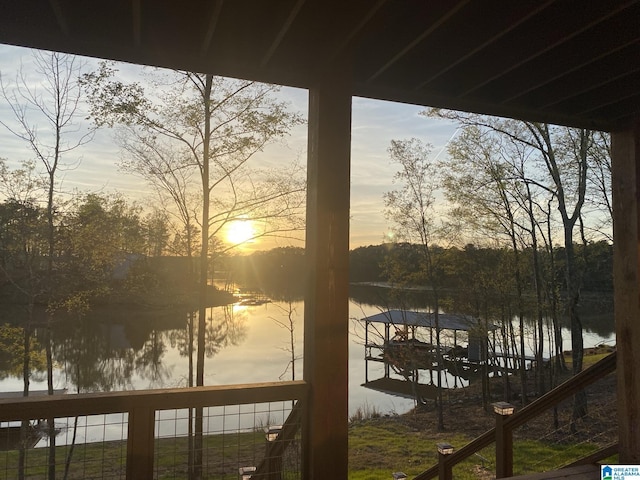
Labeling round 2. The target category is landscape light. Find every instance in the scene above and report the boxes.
[437,442,454,455]
[392,472,408,479]
[264,425,282,442]
[493,401,515,416]
[239,466,256,480]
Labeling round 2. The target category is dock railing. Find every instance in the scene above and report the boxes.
[414,352,617,480]
[0,380,308,479]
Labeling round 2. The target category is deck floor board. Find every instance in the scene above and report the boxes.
[502,464,600,479]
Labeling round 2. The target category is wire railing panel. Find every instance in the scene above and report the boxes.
[0,381,307,479]
[0,414,128,479]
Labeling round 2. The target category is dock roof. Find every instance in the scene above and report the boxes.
[362,309,497,332]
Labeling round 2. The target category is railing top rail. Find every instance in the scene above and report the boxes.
[0,380,309,421]
[413,352,617,480]
[504,351,616,430]
[414,428,496,480]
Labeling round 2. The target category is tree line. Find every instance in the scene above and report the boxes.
[224,239,613,311]
[350,242,613,295]
[377,111,612,430]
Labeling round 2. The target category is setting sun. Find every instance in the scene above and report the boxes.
[226,219,255,245]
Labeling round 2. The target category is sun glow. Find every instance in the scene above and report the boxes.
[226,219,256,245]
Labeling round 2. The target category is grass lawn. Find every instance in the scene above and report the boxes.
[347,416,608,480]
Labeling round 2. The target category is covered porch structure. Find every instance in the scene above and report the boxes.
[1,1,639,477]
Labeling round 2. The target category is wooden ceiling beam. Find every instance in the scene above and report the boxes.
[576,92,640,117]
[607,103,640,128]
[132,0,141,48]
[260,0,306,67]
[48,0,69,37]
[414,0,556,91]
[200,0,224,57]
[328,0,387,64]
[502,39,640,105]
[0,0,637,131]
[541,68,640,110]
[366,0,471,84]
[459,1,636,98]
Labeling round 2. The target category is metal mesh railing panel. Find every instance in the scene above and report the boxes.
[0,413,128,480]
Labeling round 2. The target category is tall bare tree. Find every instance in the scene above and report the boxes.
[444,126,535,402]
[431,109,607,423]
[1,50,93,480]
[82,64,304,478]
[383,137,448,431]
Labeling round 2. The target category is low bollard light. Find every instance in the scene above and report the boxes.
[437,442,454,480]
[492,401,515,416]
[239,466,256,480]
[493,401,515,478]
[263,426,283,480]
[264,425,283,442]
[437,442,454,455]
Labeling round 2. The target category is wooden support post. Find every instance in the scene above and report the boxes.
[612,119,640,463]
[495,414,513,478]
[437,456,452,480]
[303,60,352,479]
[385,323,390,377]
[365,320,369,383]
[436,443,454,480]
[493,402,515,478]
[126,406,155,479]
[264,427,283,480]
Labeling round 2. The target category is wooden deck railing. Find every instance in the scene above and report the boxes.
[415,352,617,480]
[0,380,308,479]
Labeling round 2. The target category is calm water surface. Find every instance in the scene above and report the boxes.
[0,292,615,448]
[0,296,615,415]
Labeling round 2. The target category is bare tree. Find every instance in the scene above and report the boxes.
[270,301,301,382]
[1,50,93,480]
[82,64,304,479]
[430,109,607,424]
[443,126,535,402]
[383,138,448,431]
[585,131,612,242]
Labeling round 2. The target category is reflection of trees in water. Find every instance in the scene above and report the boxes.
[580,313,615,339]
[1,302,245,395]
[53,319,138,392]
[168,306,247,361]
[203,305,247,358]
[0,322,47,381]
[48,306,247,392]
[134,329,172,388]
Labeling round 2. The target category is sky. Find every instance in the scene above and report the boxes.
[0,44,459,251]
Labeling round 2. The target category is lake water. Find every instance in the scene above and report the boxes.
[0,293,616,419]
[0,292,614,447]
[0,300,417,416]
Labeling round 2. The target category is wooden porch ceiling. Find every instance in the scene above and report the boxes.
[0,0,639,132]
